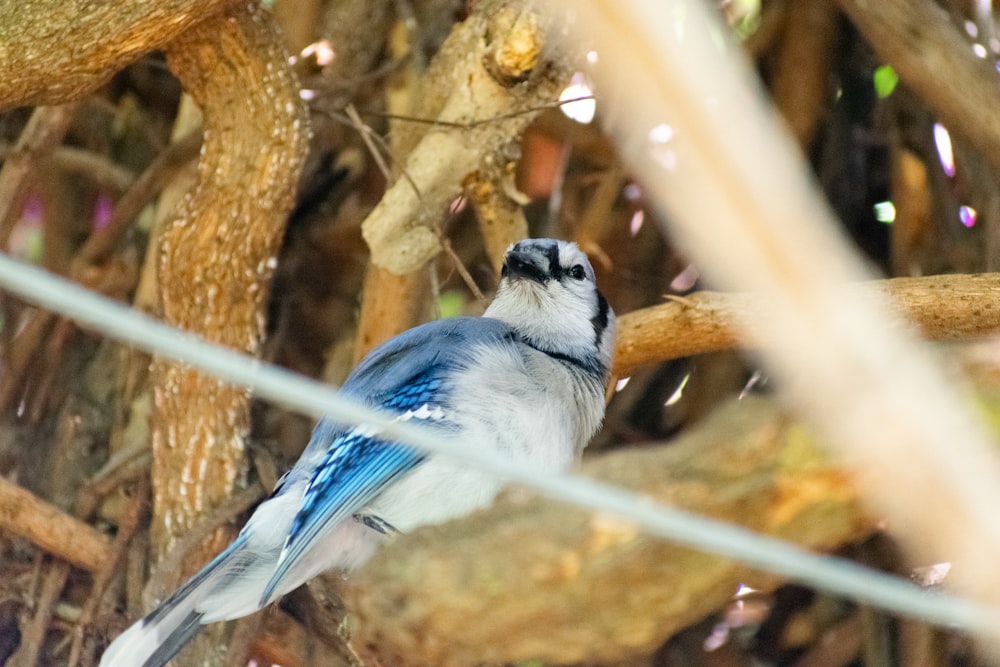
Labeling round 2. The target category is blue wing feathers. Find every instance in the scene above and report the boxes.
[260,317,516,604]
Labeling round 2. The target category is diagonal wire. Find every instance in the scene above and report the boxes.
[0,251,996,634]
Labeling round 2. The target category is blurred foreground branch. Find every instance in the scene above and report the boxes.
[347,397,874,666]
[614,273,1000,377]
[559,2,1000,640]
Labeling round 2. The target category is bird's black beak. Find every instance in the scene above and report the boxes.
[502,249,548,284]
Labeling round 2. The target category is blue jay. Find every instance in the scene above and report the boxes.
[101,238,615,666]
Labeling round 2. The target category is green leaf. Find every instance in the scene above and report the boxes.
[873,65,898,98]
[437,290,466,319]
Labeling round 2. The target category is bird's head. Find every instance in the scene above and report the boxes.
[485,238,615,376]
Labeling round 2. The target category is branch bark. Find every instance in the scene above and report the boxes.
[354,0,570,358]
[0,476,111,573]
[613,273,1000,378]
[346,397,874,666]
[0,2,233,111]
[360,0,571,275]
[149,0,309,561]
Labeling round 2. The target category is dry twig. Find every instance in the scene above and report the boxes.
[74,128,202,268]
[0,104,79,246]
[9,561,71,667]
[0,476,111,573]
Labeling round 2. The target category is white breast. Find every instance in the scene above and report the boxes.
[364,341,603,532]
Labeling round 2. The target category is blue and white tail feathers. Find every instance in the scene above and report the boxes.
[98,535,251,667]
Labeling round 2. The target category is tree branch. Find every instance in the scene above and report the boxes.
[346,397,874,666]
[0,476,111,572]
[148,1,310,566]
[360,0,571,275]
[0,104,79,246]
[0,1,233,111]
[613,273,1000,378]
[354,0,569,358]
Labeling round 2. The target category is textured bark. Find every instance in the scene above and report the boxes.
[355,0,567,356]
[0,1,234,110]
[613,273,1000,378]
[149,2,310,560]
[0,476,111,572]
[144,5,309,664]
[360,0,571,274]
[347,398,874,666]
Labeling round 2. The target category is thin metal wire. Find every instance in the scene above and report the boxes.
[0,252,995,633]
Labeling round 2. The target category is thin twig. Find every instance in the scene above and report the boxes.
[440,236,486,304]
[0,103,80,248]
[355,95,596,129]
[67,476,149,667]
[74,128,202,267]
[344,104,392,183]
[0,144,135,192]
[9,560,71,667]
[340,105,421,198]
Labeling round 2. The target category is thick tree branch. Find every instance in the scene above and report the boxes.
[354,0,569,358]
[150,1,309,561]
[0,2,233,111]
[614,273,1000,378]
[143,16,309,659]
[346,397,874,666]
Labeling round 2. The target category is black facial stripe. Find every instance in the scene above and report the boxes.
[542,242,562,279]
[591,292,609,345]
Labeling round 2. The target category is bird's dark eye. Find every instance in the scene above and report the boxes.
[568,264,586,280]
